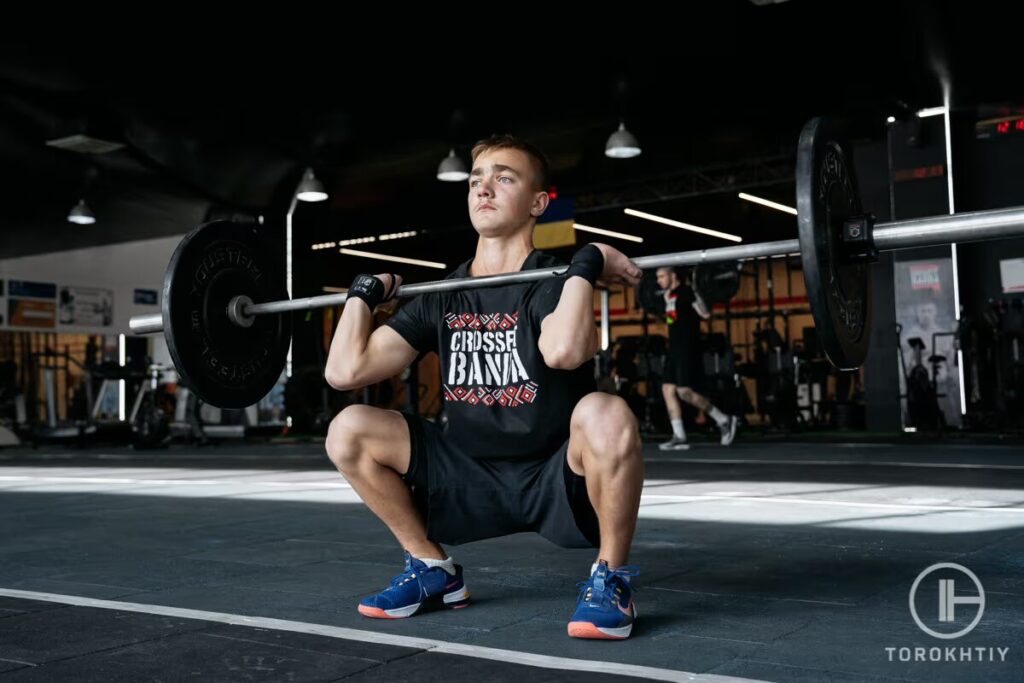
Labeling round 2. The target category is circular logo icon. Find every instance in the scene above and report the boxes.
[909,562,985,639]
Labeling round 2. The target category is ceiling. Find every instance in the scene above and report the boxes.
[1,1,1019,288]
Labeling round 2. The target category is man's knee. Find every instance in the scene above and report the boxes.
[325,405,376,471]
[678,386,695,402]
[573,393,640,460]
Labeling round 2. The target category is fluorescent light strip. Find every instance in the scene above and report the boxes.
[940,87,966,416]
[917,106,947,118]
[118,334,126,422]
[379,230,417,241]
[339,248,446,270]
[624,208,742,243]
[572,223,643,243]
[313,231,419,250]
[337,237,376,247]
[286,206,294,380]
[738,192,797,216]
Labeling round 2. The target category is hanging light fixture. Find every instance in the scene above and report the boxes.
[296,168,328,202]
[67,199,96,225]
[436,148,469,182]
[605,122,642,159]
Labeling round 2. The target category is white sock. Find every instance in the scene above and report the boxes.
[418,556,456,575]
[709,406,728,426]
[670,418,686,439]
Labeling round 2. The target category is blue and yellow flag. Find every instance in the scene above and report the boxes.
[533,197,576,249]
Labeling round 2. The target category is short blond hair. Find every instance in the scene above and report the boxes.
[471,134,550,191]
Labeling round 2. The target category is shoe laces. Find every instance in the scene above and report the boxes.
[388,552,423,590]
[576,565,640,607]
[388,568,418,589]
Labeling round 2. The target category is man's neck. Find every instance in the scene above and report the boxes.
[470,231,534,277]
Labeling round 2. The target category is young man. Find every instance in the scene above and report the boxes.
[324,135,645,639]
[656,266,738,450]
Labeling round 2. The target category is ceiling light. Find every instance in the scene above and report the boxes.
[437,149,469,182]
[339,248,447,269]
[624,208,742,242]
[605,122,641,159]
[572,223,643,243]
[379,230,418,241]
[917,106,946,118]
[296,168,328,202]
[337,236,377,247]
[738,192,797,215]
[46,134,124,155]
[67,199,95,225]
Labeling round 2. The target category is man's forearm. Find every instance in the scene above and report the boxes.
[539,277,598,368]
[325,300,374,387]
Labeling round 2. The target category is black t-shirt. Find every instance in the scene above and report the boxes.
[665,285,701,351]
[386,250,596,460]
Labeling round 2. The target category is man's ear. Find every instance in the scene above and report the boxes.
[530,191,550,217]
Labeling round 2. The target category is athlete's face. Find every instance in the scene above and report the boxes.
[468,148,548,238]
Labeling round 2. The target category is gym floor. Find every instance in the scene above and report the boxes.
[1,440,1022,682]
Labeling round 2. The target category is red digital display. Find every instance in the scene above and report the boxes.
[976,115,1024,140]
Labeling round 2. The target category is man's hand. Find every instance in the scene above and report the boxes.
[591,243,642,287]
[344,273,403,313]
[372,274,403,313]
[374,273,403,301]
[326,272,416,391]
[693,290,711,320]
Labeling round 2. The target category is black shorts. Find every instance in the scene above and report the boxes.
[399,412,600,548]
[663,348,702,389]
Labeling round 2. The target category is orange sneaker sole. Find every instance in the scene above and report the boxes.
[358,604,403,619]
[567,621,629,639]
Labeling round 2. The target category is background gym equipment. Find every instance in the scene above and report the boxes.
[633,260,740,317]
[959,299,1024,430]
[635,271,667,317]
[129,117,1024,409]
[693,261,741,306]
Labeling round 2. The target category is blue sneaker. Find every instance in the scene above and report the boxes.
[358,552,470,619]
[568,560,639,639]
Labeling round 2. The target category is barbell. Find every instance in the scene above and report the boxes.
[130,117,1024,409]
